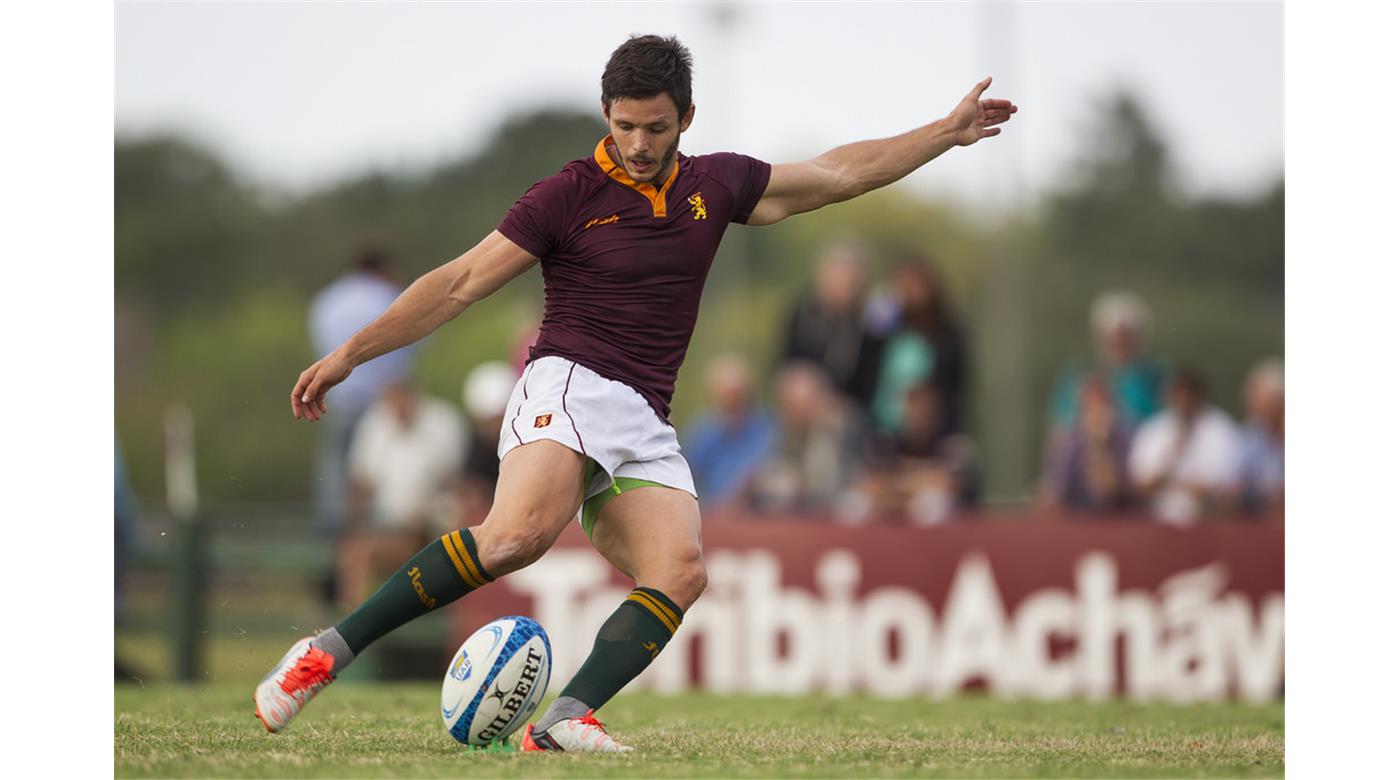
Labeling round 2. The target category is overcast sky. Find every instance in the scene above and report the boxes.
[115,1,1282,204]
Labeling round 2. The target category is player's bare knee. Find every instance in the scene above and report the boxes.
[657,552,707,610]
[682,559,709,604]
[475,520,555,575]
[497,526,554,571]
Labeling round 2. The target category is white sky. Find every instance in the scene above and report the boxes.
[115,1,1282,203]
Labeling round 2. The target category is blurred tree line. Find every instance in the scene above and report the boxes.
[115,92,1281,506]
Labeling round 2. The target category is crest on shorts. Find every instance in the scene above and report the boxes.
[688,192,707,220]
[533,414,553,428]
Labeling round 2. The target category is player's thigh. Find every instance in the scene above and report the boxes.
[590,485,706,609]
[472,440,587,573]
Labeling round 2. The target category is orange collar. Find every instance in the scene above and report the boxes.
[593,136,680,218]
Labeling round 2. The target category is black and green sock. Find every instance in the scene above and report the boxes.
[316,529,493,671]
[537,586,684,730]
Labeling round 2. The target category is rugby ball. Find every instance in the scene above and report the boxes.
[440,615,552,746]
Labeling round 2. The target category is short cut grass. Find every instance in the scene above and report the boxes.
[601,35,693,118]
[116,683,1284,778]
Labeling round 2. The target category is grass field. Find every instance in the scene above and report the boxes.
[115,683,1283,778]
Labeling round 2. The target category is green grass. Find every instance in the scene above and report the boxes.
[115,683,1282,778]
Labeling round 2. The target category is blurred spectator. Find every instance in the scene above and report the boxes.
[871,256,969,437]
[1239,358,1285,513]
[747,362,864,514]
[1049,290,1166,433]
[855,382,979,524]
[115,434,142,682]
[459,361,519,522]
[1040,373,1134,512]
[513,318,541,373]
[308,244,416,539]
[1128,369,1243,524]
[340,381,465,606]
[683,354,777,507]
[347,381,466,535]
[779,242,886,411]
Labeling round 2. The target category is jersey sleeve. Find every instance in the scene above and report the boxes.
[497,170,578,258]
[705,152,772,224]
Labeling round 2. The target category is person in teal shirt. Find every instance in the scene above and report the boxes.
[1048,290,1166,432]
[871,258,969,436]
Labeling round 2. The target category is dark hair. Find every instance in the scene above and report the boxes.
[1171,368,1208,400]
[601,35,693,118]
[894,254,957,345]
[352,243,392,275]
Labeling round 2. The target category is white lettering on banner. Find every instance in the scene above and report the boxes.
[505,548,1283,701]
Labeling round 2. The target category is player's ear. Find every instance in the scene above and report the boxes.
[680,103,695,132]
[601,99,611,122]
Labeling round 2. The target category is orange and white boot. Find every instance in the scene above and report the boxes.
[253,636,335,733]
[521,710,633,753]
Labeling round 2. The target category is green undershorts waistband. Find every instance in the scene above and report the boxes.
[581,459,666,539]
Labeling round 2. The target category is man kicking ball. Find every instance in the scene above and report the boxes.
[256,34,1016,752]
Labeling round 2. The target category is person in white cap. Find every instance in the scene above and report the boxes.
[458,362,520,521]
[1048,290,1167,435]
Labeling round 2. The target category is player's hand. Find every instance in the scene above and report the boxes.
[947,76,1018,147]
[290,351,353,421]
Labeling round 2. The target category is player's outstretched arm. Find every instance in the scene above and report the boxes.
[290,230,538,421]
[748,77,1017,226]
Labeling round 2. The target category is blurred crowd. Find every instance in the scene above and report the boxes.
[310,240,1283,573]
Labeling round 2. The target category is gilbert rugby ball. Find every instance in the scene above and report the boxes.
[440,615,552,746]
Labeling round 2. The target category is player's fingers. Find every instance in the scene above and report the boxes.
[291,369,314,419]
[967,76,992,100]
[980,98,1014,111]
[980,127,1002,138]
[302,375,325,421]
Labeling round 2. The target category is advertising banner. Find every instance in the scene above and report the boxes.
[454,516,1284,701]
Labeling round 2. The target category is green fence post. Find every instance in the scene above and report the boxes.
[165,403,205,683]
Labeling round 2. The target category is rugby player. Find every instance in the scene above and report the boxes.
[255,34,1016,752]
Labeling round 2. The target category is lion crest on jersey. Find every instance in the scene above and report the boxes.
[688,192,707,220]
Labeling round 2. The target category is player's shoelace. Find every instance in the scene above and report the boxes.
[575,710,615,750]
[577,710,608,732]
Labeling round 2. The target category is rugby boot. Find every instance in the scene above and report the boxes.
[253,636,335,733]
[521,710,634,753]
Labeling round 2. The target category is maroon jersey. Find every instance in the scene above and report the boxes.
[497,136,771,422]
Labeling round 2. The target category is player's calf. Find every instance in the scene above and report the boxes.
[530,585,687,742]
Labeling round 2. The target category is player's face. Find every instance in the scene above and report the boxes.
[603,94,695,184]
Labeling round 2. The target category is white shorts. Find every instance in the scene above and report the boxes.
[496,356,697,505]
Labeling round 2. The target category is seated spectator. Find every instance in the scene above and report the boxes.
[1040,373,1134,513]
[1128,369,1243,524]
[1049,290,1166,435]
[871,256,969,437]
[340,381,465,605]
[459,361,519,523]
[855,382,979,524]
[682,355,777,508]
[747,362,865,515]
[780,241,886,412]
[1239,358,1284,513]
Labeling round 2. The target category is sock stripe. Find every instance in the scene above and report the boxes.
[441,533,485,589]
[451,530,492,585]
[626,591,679,634]
[633,589,682,627]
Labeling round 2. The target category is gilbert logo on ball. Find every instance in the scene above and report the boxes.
[441,616,552,746]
